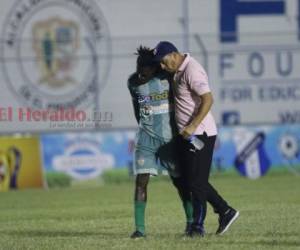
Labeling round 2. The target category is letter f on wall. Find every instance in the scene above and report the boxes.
[220,0,285,42]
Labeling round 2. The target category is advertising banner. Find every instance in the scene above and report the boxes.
[0,136,44,191]
[41,131,135,180]
[214,125,300,178]
[40,125,300,180]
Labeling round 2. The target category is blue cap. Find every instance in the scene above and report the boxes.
[153,41,178,62]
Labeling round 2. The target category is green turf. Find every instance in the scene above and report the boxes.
[0,172,299,250]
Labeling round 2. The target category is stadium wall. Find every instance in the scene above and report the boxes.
[0,0,299,132]
[0,0,299,184]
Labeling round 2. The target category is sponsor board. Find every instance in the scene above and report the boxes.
[41,125,300,181]
[214,124,300,177]
[41,131,135,180]
[0,136,44,191]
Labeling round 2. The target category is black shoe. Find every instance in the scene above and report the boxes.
[216,208,239,235]
[130,230,146,239]
[186,225,205,237]
[184,222,193,235]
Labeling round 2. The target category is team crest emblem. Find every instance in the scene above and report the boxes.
[1,0,111,109]
[233,130,271,179]
[33,18,79,88]
[137,158,145,166]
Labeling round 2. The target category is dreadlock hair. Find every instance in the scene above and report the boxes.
[135,45,157,69]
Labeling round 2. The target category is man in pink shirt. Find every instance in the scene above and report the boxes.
[153,41,239,237]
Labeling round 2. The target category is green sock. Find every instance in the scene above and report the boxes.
[134,201,146,234]
[183,200,193,223]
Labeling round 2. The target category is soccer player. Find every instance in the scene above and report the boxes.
[128,46,193,239]
[152,41,239,237]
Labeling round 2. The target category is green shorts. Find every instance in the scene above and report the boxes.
[133,130,180,177]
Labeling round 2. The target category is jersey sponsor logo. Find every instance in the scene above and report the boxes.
[151,103,171,115]
[140,103,171,118]
[140,105,153,118]
[138,90,169,103]
[1,0,111,109]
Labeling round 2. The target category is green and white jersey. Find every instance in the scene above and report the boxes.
[128,73,177,142]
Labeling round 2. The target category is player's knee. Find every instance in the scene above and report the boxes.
[135,185,147,201]
[171,177,191,200]
[190,182,209,198]
[136,174,150,189]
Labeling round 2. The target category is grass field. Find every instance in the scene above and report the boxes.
[0,171,300,250]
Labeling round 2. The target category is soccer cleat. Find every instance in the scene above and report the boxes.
[184,222,193,235]
[130,230,146,239]
[185,225,205,238]
[216,208,239,235]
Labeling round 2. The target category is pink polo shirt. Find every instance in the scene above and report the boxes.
[173,54,217,136]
